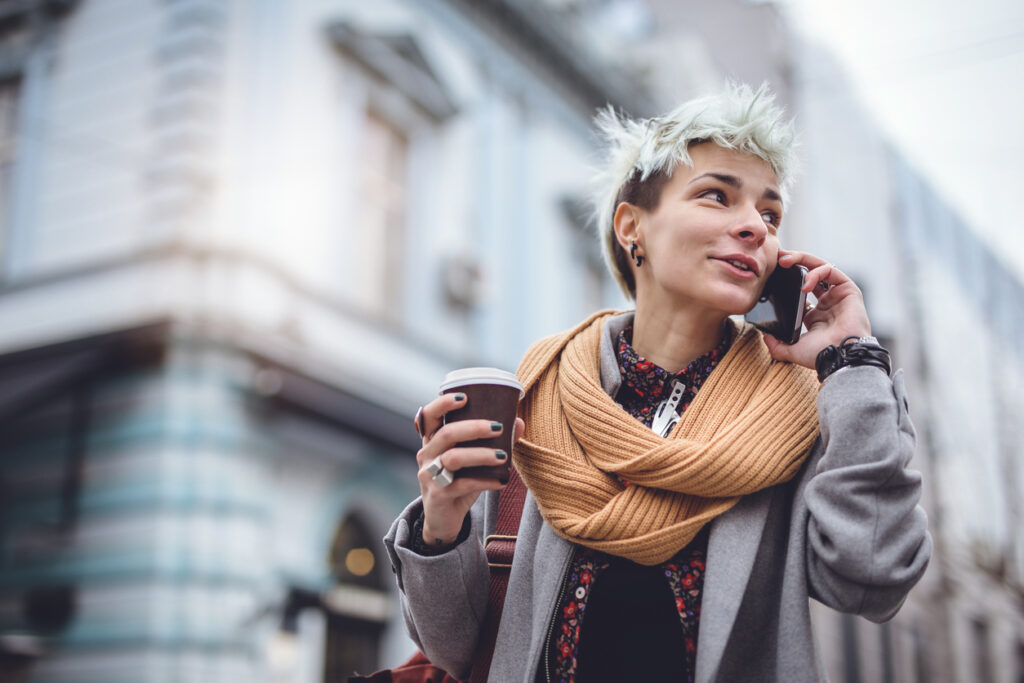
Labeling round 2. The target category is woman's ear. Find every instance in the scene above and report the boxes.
[613,202,642,250]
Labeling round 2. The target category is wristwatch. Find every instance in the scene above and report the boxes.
[816,336,891,382]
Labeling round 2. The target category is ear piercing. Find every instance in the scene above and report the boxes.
[630,241,644,267]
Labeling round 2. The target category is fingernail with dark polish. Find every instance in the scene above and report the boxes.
[495,450,507,460]
[454,393,466,401]
[490,422,503,432]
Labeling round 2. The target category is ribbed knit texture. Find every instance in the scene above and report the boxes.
[513,310,820,566]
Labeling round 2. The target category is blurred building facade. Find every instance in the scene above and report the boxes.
[790,18,1024,683]
[0,0,636,680]
[0,1,1021,682]
[885,154,1024,683]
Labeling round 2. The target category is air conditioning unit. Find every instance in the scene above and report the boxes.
[442,253,484,309]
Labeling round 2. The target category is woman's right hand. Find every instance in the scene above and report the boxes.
[415,393,526,550]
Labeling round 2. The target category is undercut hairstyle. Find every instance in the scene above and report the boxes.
[592,82,798,300]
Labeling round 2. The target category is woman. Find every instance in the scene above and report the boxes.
[384,84,931,682]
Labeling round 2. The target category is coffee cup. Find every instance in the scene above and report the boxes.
[439,367,524,484]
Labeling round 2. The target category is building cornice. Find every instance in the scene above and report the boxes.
[444,0,656,117]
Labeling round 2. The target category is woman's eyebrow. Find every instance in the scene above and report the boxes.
[688,172,782,202]
[688,172,741,188]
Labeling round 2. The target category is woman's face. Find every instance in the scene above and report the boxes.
[626,142,784,319]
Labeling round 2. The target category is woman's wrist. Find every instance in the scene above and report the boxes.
[422,520,459,549]
[411,510,473,556]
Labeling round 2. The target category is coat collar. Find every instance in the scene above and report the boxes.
[599,311,634,395]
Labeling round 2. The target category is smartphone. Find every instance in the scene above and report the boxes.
[744,263,808,344]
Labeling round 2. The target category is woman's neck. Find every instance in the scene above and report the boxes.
[631,302,728,374]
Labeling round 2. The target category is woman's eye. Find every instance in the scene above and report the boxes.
[700,189,726,203]
[761,211,780,227]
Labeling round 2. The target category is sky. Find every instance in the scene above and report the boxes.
[781,0,1024,278]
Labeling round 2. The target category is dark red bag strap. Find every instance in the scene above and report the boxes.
[466,466,527,683]
[350,650,457,682]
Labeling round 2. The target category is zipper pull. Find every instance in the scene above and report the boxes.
[651,380,686,437]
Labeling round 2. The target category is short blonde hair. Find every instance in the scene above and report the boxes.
[592,83,798,300]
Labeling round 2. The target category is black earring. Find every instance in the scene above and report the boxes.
[630,241,644,267]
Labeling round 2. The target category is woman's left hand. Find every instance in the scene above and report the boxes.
[762,249,873,370]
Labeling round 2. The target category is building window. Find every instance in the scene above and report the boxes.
[879,622,895,683]
[972,619,994,683]
[322,513,389,682]
[353,110,409,321]
[0,79,19,270]
[912,626,930,683]
[840,613,862,683]
[329,22,457,325]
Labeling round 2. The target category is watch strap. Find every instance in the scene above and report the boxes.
[816,336,892,382]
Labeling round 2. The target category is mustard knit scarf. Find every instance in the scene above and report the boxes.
[513,310,820,566]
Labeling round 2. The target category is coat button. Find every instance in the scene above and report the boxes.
[575,587,586,599]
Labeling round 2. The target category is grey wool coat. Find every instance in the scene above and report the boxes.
[384,314,932,682]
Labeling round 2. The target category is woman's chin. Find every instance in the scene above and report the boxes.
[718,294,761,318]
[649,285,761,320]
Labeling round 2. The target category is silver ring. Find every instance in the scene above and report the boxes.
[432,468,454,488]
[819,264,836,291]
[424,455,445,477]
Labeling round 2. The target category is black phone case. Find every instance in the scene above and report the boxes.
[744,264,808,344]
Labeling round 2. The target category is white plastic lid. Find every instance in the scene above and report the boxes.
[440,367,524,397]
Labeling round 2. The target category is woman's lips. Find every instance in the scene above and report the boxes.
[712,257,758,279]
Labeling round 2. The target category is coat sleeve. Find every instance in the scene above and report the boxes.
[383,495,490,679]
[802,366,933,622]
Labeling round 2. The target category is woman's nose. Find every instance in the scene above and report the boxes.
[731,205,767,244]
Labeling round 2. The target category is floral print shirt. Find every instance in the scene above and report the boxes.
[615,323,733,430]
[542,323,732,683]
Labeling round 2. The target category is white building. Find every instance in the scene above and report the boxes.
[0,0,639,680]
